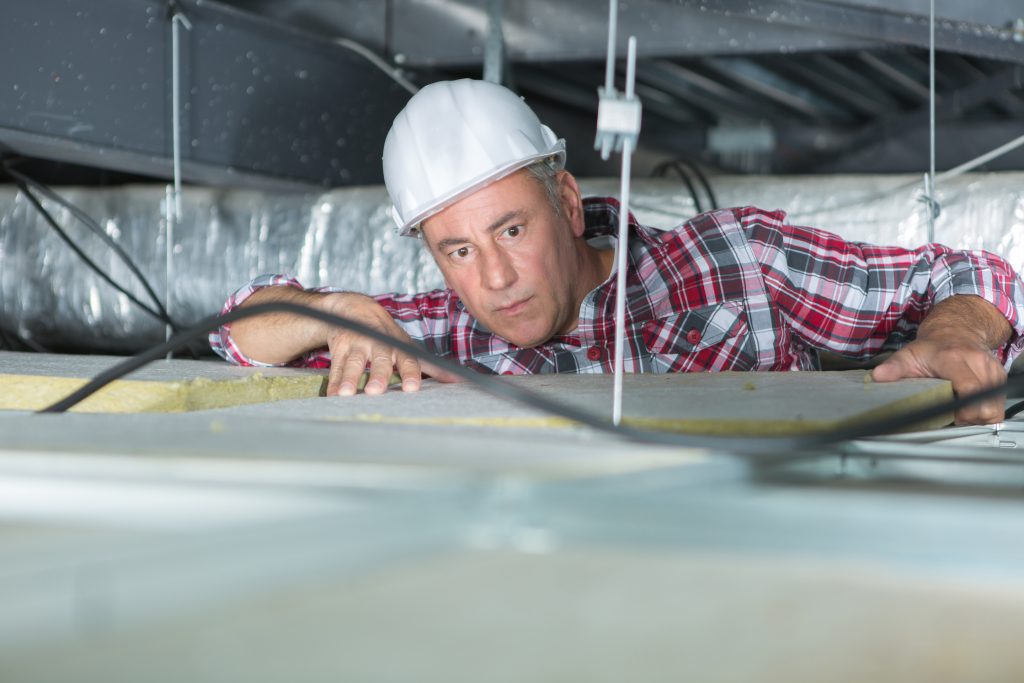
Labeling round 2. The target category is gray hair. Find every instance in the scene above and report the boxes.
[524,158,563,217]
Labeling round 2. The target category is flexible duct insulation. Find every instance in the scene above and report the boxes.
[2,173,1023,353]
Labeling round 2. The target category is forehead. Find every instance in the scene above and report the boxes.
[421,169,546,245]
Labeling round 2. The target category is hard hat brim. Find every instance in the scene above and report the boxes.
[393,143,566,237]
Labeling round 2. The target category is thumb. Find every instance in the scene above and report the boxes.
[871,352,916,383]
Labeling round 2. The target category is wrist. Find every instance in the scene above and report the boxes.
[916,295,1011,351]
[915,326,989,349]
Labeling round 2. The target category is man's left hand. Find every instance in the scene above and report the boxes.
[871,335,1006,425]
[871,295,1012,425]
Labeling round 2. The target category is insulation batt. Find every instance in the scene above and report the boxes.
[1,174,1023,353]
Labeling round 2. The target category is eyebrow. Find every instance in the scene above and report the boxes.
[434,210,528,251]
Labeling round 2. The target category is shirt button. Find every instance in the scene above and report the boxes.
[686,328,702,345]
[586,346,603,361]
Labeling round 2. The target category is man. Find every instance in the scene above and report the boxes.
[212,79,1024,425]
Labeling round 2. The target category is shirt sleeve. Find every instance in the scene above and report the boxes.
[209,273,455,367]
[737,207,1024,367]
[208,274,334,367]
[372,290,455,358]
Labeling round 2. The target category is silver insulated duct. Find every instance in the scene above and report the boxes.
[2,173,1023,353]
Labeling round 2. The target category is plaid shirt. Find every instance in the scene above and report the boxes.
[210,200,1024,373]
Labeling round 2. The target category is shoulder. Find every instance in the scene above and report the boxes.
[667,207,789,238]
[673,208,803,263]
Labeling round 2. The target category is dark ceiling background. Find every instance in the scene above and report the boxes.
[2,0,1023,186]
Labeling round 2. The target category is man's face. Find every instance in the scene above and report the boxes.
[421,169,587,347]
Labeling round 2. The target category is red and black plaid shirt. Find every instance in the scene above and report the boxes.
[211,200,1024,373]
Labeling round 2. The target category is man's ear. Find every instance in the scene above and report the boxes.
[558,171,586,238]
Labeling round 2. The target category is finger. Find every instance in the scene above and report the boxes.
[337,350,369,396]
[955,395,1005,425]
[420,359,465,384]
[954,361,1007,425]
[326,348,348,397]
[364,348,396,395]
[395,352,422,392]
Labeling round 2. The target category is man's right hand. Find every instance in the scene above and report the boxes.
[230,286,460,396]
[321,292,457,396]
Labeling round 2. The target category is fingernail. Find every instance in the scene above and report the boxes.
[403,379,419,392]
[366,380,382,393]
[338,383,355,396]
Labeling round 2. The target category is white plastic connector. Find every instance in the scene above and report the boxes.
[595,89,642,158]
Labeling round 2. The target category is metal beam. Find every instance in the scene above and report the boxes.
[818,120,1024,174]
[855,52,931,104]
[941,55,1024,118]
[758,56,883,120]
[670,0,1024,64]
[381,0,880,66]
[0,0,411,188]
[698,58,832,122]
[807,65,1024,171]
[639,60,808,126]
[218,0,1022,66]
[804,54,904,111]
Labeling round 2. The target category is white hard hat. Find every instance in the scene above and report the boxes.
[383,79,566,236]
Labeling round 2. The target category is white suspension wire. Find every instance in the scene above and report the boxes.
[171,11,190,222]
[612,36,638,427]
[604,0,618,93]
[168,9,191,358]
[925,0,937,243]
[164,184,174,360]
[937,132,1024,183]
[483,0,505,85]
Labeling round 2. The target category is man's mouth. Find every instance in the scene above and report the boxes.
[495,297,532,315]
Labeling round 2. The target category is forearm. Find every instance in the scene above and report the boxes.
[231,286,367,364]
[749,209,1022,361]
[917,294,1011,350]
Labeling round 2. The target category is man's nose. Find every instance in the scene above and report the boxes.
[479,248,518,291]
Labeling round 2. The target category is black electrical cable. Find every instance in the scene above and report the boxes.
[3,159,178,328]
[34,301,1021,458]
[37,302,793,452]
[653,161,703,214]
[673,158,718,211]
[4,165,202,358]
[9,176,167,323]
[652,160,719,214]
[1004,399,1024,420]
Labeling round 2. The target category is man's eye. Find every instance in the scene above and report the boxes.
[454,246,470,259]
[505,225,521,238]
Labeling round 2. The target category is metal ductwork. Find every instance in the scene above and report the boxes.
[3,174,1023,353]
